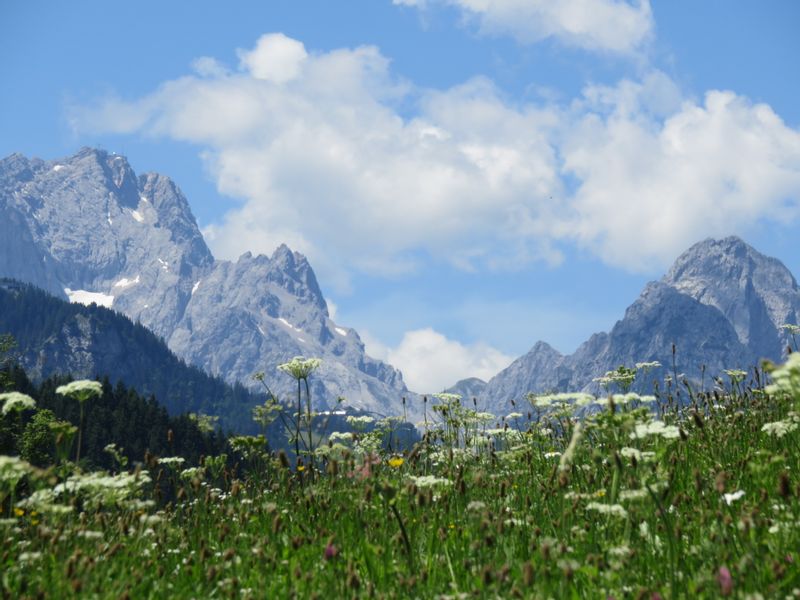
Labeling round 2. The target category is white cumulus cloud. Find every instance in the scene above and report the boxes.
[68,35,800,282]
[561,74,800,271]
[237,33,308,83]
[367,327,513,393]
[394,0,654,55]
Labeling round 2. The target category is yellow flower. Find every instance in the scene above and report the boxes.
[388,457,404,468]
[297,465,305,472]
[14,507,25,517]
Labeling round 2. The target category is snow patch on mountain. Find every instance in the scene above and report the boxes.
[64,288,114,308]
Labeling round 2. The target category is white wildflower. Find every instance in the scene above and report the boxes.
[277,357,321,380]
[630,420,681,440]
[586,502,628,518]
[328,431,354,442]
[407,475,452,489]
[56,380,103,402]
[761,418,798,438]
[0,392,36,415]
[723,490,745,505]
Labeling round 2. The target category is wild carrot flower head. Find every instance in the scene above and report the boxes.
[56,380,103,403]
[0,391,36,415]
[277,357,322,380]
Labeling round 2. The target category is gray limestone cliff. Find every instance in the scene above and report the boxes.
[0,148,408,416]
[479,237,798,413]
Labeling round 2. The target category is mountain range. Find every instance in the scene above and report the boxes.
[0,148,409,418]
[458,236,800,414]
[2,148,798,424]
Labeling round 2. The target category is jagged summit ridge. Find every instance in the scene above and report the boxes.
[478,236,798,413]
[0,148,408,416]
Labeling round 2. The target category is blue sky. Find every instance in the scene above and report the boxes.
[2,1,799,391]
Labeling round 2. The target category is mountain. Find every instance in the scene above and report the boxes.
[444,377,487,402]
[479,237,800,413]
[0,279,268,432]
[0,148,409,418]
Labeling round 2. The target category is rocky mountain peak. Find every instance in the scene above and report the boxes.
[662,236,800,354]
[0,148,410,418]
[477,236,797,413]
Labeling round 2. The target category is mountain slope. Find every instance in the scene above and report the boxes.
[0,148,408,416]
[0,279,264,431]
[480,237,798,413]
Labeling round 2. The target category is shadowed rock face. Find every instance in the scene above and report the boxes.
[0,148,409,415]
[479,236,799,414]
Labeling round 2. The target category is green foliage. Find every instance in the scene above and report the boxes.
[0,281,264,432]
[2,357,800,597]
[19,408,57,467]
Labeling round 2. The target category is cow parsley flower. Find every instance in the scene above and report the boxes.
[56,380,103,403]
[277,357,321,380]
[0,392,36,415]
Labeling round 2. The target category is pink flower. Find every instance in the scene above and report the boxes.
[324,542,338,561]
[717,566,733,596]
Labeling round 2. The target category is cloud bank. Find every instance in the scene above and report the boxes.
[69,34,800,284]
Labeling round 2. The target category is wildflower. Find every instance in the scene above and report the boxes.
[761,417,798,438]
[618,488,649,501]
[717,566,734,596]
[506,412,523,420]
[0,455,33,486]
[0,392,36,415]
[55,380,103,403]
[619,447,641,461]
[19,552,42,562]
[76,530,104,540]
[630,420,681,440]
[328,431,353,443]
[723,490,745,505]
[529,392,594,407]
[388,456,404,468]
[180,467,205,481]
[345,415,374,426]
[324,540,338,560]
[467,501,486,512]
[432,393,462,402]
[277,357,321,380]
[407,475,452,489]
[766,353,800,397]
[158,456,186,467]
[586,502,628,518]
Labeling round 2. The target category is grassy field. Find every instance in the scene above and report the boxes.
[2,355,800,599]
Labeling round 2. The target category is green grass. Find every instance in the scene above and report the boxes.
[2,358,800,599]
